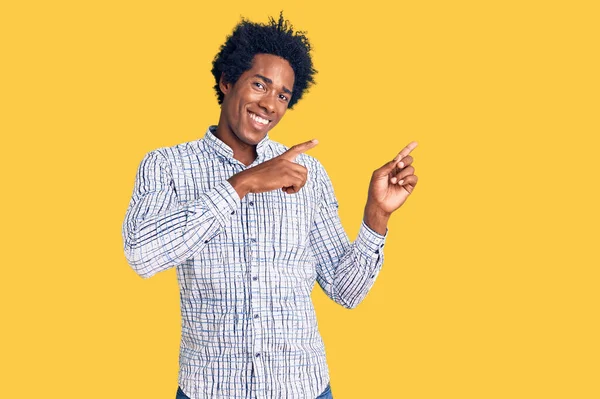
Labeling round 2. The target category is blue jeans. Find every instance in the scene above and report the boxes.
[176,382,333,398]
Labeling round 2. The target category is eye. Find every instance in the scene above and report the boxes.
[253,82,265,90]
[279,94,289,102]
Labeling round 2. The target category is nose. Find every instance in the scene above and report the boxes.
[258,93,277,115]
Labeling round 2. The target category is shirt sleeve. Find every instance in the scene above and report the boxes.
[122,150,240,278]
[309,161,388,309]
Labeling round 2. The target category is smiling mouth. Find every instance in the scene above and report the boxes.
[248,111,271,126]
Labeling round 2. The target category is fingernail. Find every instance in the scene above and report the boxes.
[390,177,397,183]
[397,179,404,185]
[398,162,404,168]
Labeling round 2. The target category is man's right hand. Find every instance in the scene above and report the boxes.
[227,139,319,199]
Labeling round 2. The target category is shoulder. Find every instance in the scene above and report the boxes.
[141,138,208,168]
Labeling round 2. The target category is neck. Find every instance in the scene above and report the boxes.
[214,121,257,167]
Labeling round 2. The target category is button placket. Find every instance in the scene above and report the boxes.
[246,192,263,384]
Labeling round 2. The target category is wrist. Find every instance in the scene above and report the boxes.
[363,201,390,235]
[228,172,252,200]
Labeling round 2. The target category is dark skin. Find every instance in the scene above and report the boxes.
[215,53,294,166]
[216,53,418,235]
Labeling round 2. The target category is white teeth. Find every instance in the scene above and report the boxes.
[249,112,269,125]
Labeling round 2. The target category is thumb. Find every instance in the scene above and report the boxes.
[374,155,402,178]
[278,139,319,161]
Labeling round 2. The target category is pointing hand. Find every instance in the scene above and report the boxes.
[228,139,319,198]
[367,141,419,215]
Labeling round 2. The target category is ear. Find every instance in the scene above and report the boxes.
[219,73,231,95]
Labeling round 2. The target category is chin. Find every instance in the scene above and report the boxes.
[239,127,269,144]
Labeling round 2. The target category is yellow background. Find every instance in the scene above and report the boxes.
[2,0,599,398]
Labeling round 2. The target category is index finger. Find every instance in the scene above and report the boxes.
[394,141,418,161]
[279,139,319,161]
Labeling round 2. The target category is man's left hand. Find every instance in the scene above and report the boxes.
[363,141,419,234]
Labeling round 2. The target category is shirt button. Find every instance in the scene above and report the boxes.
[371,274,376,278]
[231,210,236,215]
[204,240,209,244]
[252,276,258,281]
[250,238,257,243]
[249,201,254,206]
[255,353,261,357]
[254,314,259,319]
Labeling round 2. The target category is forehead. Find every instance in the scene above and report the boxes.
[242,54,295,89]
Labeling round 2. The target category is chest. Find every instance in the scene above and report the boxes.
[172,156,321,248]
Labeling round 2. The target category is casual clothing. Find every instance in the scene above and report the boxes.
[123,126,386,399]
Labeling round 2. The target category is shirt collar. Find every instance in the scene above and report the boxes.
[204,125,271,161]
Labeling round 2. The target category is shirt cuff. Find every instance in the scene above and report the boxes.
[355,220,388,259]
[198,180,241,228]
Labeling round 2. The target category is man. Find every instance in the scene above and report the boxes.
[122,13,418,399]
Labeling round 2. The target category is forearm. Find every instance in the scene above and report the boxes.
[313,212,387,309]
[328,221,386,309]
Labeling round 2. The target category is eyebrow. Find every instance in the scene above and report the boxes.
[254,74,293,95]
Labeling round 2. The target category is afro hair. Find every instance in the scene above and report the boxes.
[211,12,317,109]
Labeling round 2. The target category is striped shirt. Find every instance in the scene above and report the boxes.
[122,126,387,399]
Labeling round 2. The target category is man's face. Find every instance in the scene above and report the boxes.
[219,53,295,146]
